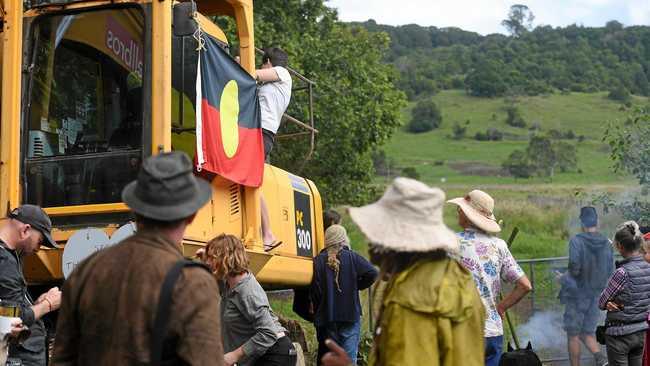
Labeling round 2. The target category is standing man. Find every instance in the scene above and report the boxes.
[0,205,62,366]
[255,47,292,250]
[52,152,224,365]
[561,207,612,366]
[448,190,532,366]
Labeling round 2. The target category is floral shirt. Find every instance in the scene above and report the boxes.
[451,229,525,337]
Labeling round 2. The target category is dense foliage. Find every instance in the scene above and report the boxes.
[356,18,650,99]
[503,135,578,179]
[408,99,442,133]
[218,0,406,205]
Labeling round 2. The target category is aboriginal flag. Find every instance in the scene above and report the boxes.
[195,34,264,187]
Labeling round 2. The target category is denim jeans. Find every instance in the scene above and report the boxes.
[485,335,504,366]
[317,319,362,365]
[605,331,645,366]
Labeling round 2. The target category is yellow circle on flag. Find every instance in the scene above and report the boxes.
[220,80,240,158]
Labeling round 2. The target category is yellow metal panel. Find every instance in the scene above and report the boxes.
[44,203,130,217]
[195,13,228,44]
[24,249,63,284]
[227,0,255,75]
[0,0,23,217]
[255,254,313,287]
[242,185,261,248]
[151,0,172,154]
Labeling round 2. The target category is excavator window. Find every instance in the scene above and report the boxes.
[22,8,145,207]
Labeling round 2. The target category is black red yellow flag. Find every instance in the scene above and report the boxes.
[196,33,264,187]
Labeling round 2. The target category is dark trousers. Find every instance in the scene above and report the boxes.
[253,336,297,366]
[605,331,645,366]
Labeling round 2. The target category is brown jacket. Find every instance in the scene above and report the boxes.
[52,230,224,366]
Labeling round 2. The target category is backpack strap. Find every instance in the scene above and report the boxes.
[150,260,211,366]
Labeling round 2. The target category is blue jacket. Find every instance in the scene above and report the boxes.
[566,232,614,297]
[311,247,378,326]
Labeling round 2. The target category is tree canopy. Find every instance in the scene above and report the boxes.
[355,16,650,99]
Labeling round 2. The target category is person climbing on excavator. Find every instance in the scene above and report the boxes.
[255,47,292,251]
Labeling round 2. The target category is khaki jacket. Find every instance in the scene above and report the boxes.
[52,230,224,366]
[370,258,485,366]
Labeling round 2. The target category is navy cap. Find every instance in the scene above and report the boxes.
[8,205,57,248]
[579,206,598,228]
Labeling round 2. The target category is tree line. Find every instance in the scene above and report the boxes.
[355,12,650,99]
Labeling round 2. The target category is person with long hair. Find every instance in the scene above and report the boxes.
[202,234,297,366]
[599,221,650,366]
[311,224,378,365]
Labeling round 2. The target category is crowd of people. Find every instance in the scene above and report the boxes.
[4,151,650,365]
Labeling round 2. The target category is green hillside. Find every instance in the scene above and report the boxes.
[382,90,645,186]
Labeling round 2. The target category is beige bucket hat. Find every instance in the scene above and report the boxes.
[348,177,458,253]
[447,190,501,233]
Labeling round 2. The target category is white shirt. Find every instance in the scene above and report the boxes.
[258,66,292,134]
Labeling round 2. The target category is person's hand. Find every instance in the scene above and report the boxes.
[43,287,62,311]
[606,301,622,312]
[35,292,47,305]
[496,302,507,318]
[321,339,352,366]
[195,248,206,261]
[224,351,239,366]
[8,320,26,339]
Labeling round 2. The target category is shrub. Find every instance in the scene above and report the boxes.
[475,131,489,141]
[548,129,564,139]
[505,105,526,128]
[608,84,631,103]
[401,166,420,180]
[475,128,503,141]
[486,128,503,141]
[564,129,576,139]
[408,99,442,133]
[503,150,533,178]
[451,121,468,140]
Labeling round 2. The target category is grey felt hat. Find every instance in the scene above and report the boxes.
[122,152,212,221]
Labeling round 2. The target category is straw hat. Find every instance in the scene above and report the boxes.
[447,190,501,233]
[348,178,458,253]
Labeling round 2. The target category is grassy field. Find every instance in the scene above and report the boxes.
[382,90,645,186]
[376,90,646,258]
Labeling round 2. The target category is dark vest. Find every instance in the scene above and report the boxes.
[607,256,650,324]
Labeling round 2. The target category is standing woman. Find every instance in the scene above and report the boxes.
[599,221,650,366]
[202,234,297,366]
[311,224,378,365]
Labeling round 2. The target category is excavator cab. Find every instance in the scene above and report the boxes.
[0,0,324,288]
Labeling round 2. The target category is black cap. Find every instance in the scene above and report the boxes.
[8,205,57,248]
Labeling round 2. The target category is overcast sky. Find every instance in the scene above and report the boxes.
[326,0,650,35]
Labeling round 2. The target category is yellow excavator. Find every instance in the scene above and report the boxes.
[0,0,324,289]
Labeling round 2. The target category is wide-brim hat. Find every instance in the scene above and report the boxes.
[348,177,458,253]
[448,190,501,233]
[122,152,212,221]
